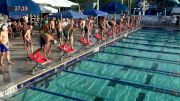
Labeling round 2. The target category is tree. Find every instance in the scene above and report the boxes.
[69,0,136,10]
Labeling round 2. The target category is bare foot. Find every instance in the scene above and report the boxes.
[8,62,14,65]
[0,63,4,66]
[71,48,76,51]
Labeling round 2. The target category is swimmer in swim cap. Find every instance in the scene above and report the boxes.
[43,20,50,35]
[1,24,8,31]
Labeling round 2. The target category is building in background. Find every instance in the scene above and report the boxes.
[145,0,179,15]
[71,0,180,15]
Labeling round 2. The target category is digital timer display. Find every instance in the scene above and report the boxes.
[8,6,29,12]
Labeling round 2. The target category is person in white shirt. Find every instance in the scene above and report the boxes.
[171,15,177,26]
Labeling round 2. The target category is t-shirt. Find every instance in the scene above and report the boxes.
[172,17,177,24]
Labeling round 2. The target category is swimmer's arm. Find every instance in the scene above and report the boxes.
[90,21,94,28]
[0,33,4,44]
[80,21,83,27]
[26,30,32,41]
[20,31,24,40]
[7,42,12,48]
[24,31,29,41]
[68,26,73,39]
[0,33,4,43]
[50,22,53,30]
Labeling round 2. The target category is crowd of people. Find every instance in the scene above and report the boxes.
[0,15,141,65]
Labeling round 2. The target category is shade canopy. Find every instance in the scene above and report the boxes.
[0,0,41,18]
[32,0,52,5]
[33,0,79,7]
[103,1,128,14]
[39,5,58,13]
[83,10,108,16]
[52,0,79,7]
[49,10,86,19]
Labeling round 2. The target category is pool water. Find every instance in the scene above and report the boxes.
[8,28,180,101]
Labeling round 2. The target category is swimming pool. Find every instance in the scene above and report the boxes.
[8,28,180,101]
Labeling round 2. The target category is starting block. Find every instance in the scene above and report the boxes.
[80,36,92,46]
[58,44,76,54]
[28,52,51,74]
[94,33,106,40]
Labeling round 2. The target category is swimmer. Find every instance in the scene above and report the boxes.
[63,19,75,50]
[80,19,86,38]
[23,24,33,55]
[56,19,64,45]
[49,19,56,38]
[99,17,106,40]
[33,33,56,61]
[0,25,14,66]
[33,20,56,61]
[85,16,94,43]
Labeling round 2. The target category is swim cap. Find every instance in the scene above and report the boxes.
[2,25,8,31]
[44,20,48,25]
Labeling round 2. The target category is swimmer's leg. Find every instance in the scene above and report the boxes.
[0,52,5,66]
[6,51,13,65]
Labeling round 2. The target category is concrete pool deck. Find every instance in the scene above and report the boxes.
[0,28,141,99]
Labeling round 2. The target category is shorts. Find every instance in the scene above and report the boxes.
[63,30,68,38]
[57,31,64,39]
[81,27,85,33]
[0,44,9,52]
[51,29,56,34]
[24,40,32,45]
[39,37,45,48]
[12,28,17,33]
[85,27,88,33]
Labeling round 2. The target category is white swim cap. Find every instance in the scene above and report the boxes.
[2,25,8,30]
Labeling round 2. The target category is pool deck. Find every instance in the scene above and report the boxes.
[0,28,141,99]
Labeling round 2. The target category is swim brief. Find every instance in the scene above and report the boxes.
[39,36,46,48]
[0,44,9,52]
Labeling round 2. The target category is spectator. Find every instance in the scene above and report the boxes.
[171,15,177,26]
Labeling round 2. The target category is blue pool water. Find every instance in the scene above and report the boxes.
[8,28,180,101]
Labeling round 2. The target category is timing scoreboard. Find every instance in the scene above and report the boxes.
[7,6,29,12]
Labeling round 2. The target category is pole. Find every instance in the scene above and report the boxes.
[96,0,99,30]
[122,0,124,4]
[130,0,132,15]
[79,5,81,12]
[142,0,145,16]
[128,0,129,12]
[97,0,99,10]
